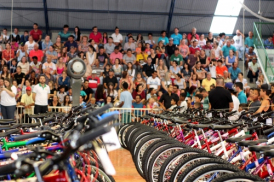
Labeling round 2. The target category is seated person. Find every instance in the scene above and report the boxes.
[167,98,178,111]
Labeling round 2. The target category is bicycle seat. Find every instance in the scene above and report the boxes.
[187,123,209,129]
[226,135,252,143]
[238,139,268,147]
[249,145,274,153]
[0,119,16,125]
[264,150,274,157]
[172,118,189,124]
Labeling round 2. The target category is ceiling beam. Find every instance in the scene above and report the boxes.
[166,0,176,36]
[42,0,50,35]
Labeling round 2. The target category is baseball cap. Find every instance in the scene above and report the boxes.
[169,38,173,41]
[26,86,32,91]
[225,82,234,90]
[92,70,97,74]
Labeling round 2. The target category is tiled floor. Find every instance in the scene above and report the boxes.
[109,148,145,182]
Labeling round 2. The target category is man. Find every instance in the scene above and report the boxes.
[14,66,25,88]
[189,40,200,54]
[96,47,108,68]
[171,27,182,46]
[17,44,27,62]
[89,26,102,44]
[216,59,228,78]
[111,27,123,45]
[20,31,29,45]
[87,70,100,92]
[178,93,187,113]
[29,43,43,62]
[9,28,20,43]
[103,69,118,89]
[233,29,245,60]
[159,84,179,110]
[158,30,169,45]
[264,36,273,49]
[145,33,156,48]
[188,50,200,69]
[170,48,183,68]
[208,78,233,111]
[20,86,35,123]
[225,82,240,120]
[221,39,237,58]
[245,46,256,69]
[223,71,232,83]
[118,82,133,123]
[235,82,247,104]
[165,38,176,57]
[247,57,260,83]
[245,31,254,52]
[228,62,241,82]
[200,88,209,110]
[42,57,56,75]
[67,46,78,60]
[104,37,115,55]
[248,88,261,113]
[58,25,71,42]
[64,35,78,52]
[202,72,216,91]
[146,71,160,91]
[32,75,50,114]
[253,84,271,115]
[123,36,136,53]
[29,23,42,47]
[122,49,136,70]
[46,45,58,64]
[142,57,155,79]
[109,46,123,65]
[30,56,42,74]
[83,80,94,103]
[187,27,199,44]
[202,41,212,57]
[173,85,180,97]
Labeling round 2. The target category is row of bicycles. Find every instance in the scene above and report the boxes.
[118,107,274,182]
[0,103,119,182]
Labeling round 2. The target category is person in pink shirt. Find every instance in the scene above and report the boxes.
[109,46,123,65]
[89,26,102,44]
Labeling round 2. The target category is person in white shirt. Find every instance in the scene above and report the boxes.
[24,35,36,53]
[247,57,260,83]
[233,30,245,61]
[147,71,160,91]
[209,59,217,79]
[179,93,188,113]
[111,27,123,46]
[0,78,17,119]
[32,75,50,114]
[145,33,156,48]
[225,82,240,120]
[42,57,56,75]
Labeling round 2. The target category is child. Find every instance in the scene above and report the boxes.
[209,59,217,79]
[103,64,110,78]
[57,86,67,103]
[200,89,209,110]
[167,98,177,111]
[178,93,187,113]
[79,96,86,107]
[193,94,203,108]
[194,102,202,112]
[157,90,163,100]
[145,43,151,55]
[80,85,87,101]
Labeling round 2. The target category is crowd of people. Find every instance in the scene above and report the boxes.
[0,23,270,122]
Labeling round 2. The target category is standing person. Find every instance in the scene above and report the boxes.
[171,28,182,46]
[208,78,233,111]
[159,84,179,110]
[118,82,133,123]
[233,29,245,61]
[245,31,254,52]
[0,79,17,119]
[235,82,247,104]
[32,75,50,114]
[20,86,34,123]
[29,23,42,48]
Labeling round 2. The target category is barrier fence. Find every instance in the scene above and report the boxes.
[15,106,162,124]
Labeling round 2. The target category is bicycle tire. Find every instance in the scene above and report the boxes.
[129,129,155,154]
[211,172,264,182]
[117,123,132,147]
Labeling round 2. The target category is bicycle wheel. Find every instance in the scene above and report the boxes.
[211,172,264,182]
[118,123,132,147]
[176,158,228,182]
[184,163,241,182]
[158,148,209,182]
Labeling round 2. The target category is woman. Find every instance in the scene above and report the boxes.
[206,32,216,44]
[161,72,172,92]
[78,36,90,53]
[1,65,10,80]
[192,61,206,83]
[86,45,96,66]
[42,35,53,52]
[256,73,267,88]
[253,85,271,122]
[2,43,14,63]
[132,84,146,102]
[146,88,157,100]
[181,62,191,82]
[0,60,6,73]
[48,81,57,103]
[199,49,209,70]
[235,72,248,89]
[189,73,200,88]
[62,95,72,113]
[126,62,135,79]
[53,37,63,53]
[113,58,123,82]
[49,95,61,112]
[56,57,67,77]
[149,49,158,65]
[170,61,181,81]
[198,34,206,47]
[90,39,98,53]
[60,47,68,63]
[84,58,92,78]
[212,41,222,58]
[155,41,166,59]
[58,71,70,90]
[17,56,30,76]
[119,71,133,92]
[225,49,237,68]
[12,80,21,102]
[178,39,189,62]
[73,26,82,42]
[106,82,118,101]
[29,71,37,85]
[102,32,108,45]
[22,79,32,95]
[95,84,106,106]
[134,72,146,90]
[1,79,17,119]
[136,34,144,45]
[174,73,186,90]
[208,49,219,62]
[157,59,168,80]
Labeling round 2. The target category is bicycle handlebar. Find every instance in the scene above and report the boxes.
[263,127,274,134]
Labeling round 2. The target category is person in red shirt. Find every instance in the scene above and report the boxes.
[29,43,44,62]
[187,27,199,45]
[86,70,100,91]
[189,40,201,54]
[216,59,228,78]
[29,23,42,47]
[89,26,102,45]
[2,43,15,62]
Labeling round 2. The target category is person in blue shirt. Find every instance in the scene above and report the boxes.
[132,95,145,121]
[228,62,241,82]
[221,40,237,58]
[158,30,169,46]
[118,82,133,123]
[235,82,247,104]
[170,28,182,46]
[64,35,78,52]
[20,31,29,45]
[244,31,254,52]
[58,24,71,42]
[264,36,273,49]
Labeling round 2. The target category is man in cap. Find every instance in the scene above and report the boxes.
[20,86,35,123]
